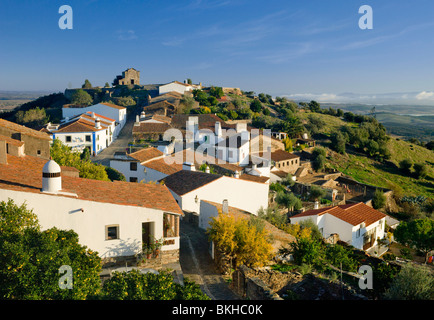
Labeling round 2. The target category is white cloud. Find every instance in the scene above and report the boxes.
[416,91,434,100]
[116,30,138,41]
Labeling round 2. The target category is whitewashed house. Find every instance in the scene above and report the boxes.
[161,165,269,217]
[62,102,127,138]
[47,116,109,155]
[158,81,194,95]
[110,147,170,183]
[290,203,386,251]
[0,147,183,264]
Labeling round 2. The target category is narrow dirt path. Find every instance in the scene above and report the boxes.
[179,220,240,300]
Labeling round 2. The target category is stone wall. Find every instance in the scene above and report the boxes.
[232,265,368,300]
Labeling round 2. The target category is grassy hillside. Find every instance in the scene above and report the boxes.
[298,111,434,199]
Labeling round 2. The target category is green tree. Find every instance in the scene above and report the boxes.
[250,99,263,113]
[312,155,326,172]
[413,163,428,179]
[178,95,195,114]
[71,89,93,106]
[275,191,302,214]
[330,131,346,154]
[282,116,305,138]
[0,199,101,299]
[372,188,386,209]
[366,139,379,157]
[308,100,321,113]
[399,159,413,175]
[105,166,126,181]
[309,185,326,201]
[305,114,326,135]
[15,107,48,127]
[209,86,224,99]
[82,79,93,89]
[50,139,110,181]
[283,236,324,266]
[104,82,110,88]
[394,218,434,263]
[384,264,434,300]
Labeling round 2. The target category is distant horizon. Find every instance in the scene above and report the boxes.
[2,87,434,108]
[1,1,434,106]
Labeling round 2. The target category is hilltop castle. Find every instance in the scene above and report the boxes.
[112,68,140,86]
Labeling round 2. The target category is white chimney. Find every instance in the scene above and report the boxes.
[302,133,309,140]
[182,162,196,171]
[234,170,240,178]
[42,159,62,194]
[314,201,319,209]
[95,118,101,129]
[222,199,229,214]
[91,112,96,118]
[205,166,210,173]
[236,122,247,133]
[140,111,146,119]
[215,121,222,138]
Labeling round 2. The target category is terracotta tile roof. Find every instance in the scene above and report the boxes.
[270,170,289,178]
[132,122,171,134]
[161,170,223,196]
[129,147,163,163]
[238,174,269,184]
[99,102,126,110]
[145,100,177,112]
[54,118,107,133]
[0,134,25,147]
[170,114,233,131]
[0,154,182,215]
[146,114,172,124]
[141,149,229,176]
[271,150,300,162]
[144,158,183,175]
[291,202,386,227]
[0,119,51,141]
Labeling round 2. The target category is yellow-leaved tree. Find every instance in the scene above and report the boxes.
[207,213,273,270]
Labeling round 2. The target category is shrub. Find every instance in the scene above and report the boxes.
[372,188,386,209]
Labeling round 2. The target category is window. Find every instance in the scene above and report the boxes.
[66,136,72,142]
[130,177,138,182]
[37,150,41,155]
[85,135,91,142]
[106,225,119,240]
[130,162,138,171]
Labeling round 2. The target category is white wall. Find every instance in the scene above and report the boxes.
[351,218,385,250]
[291,213,386,251]
[63,104,127,136]
[53,129,107,155]
[174,175,268,215]
[0,189,179,258]
[159,82,192,95]
[199,200,219,230]
[110,160,169,183]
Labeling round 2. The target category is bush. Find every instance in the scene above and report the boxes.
[105,167,126,181]
[372,188,386,209]
[101,269,209,300]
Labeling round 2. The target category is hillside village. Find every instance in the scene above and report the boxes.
[0,68,432,301]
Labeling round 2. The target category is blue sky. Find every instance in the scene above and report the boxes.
[1,0,434,105]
